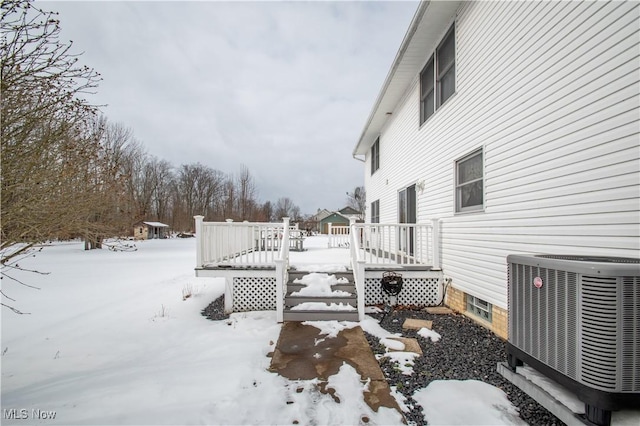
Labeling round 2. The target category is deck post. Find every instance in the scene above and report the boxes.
[432,218,441,270]
[275,259,284,322]
[194,215,204,268]
[356,259,366,321]
[275,216,290,323]
[224,276,233,314]
[327,222,332,247]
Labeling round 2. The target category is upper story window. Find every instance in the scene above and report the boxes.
[420,59,435,123]
[420,23,456,125]
[370,200,380,223]
[371,137,380,174]
[437,25,456,107]
[456,148,483,213]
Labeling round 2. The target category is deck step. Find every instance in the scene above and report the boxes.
[283,271,358,321]
[288,271,354,281]
[284,294,357,306]
[283,309,359,322]
[286,282,356,293]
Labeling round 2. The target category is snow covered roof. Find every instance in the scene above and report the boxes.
[142,221,169,228]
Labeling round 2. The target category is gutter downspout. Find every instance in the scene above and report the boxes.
[352,154,365,163]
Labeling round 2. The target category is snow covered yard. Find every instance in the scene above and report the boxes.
[2,238,529,425]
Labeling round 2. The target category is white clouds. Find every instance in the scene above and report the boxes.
[46,0,419,213]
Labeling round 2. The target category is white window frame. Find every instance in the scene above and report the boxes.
[455,147,484,213]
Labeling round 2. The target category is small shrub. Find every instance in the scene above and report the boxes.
[182,284,193,300]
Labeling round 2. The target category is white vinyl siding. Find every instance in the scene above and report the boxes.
[363,1,640,309]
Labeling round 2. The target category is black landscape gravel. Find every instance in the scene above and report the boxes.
[201,297,564,425]
[201,295,229,321]
[366,307,565,426]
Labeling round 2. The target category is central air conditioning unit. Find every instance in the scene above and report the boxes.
[506,254,640,426]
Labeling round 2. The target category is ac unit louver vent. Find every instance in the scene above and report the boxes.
[581,276,618,391]
[622,276,639,392]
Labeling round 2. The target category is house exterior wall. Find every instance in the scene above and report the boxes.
[364,1,640,313]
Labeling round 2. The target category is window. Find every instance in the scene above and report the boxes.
[371,137,380,174]
[419,23,455,125]
[420,59,434,123]
[467,295,492,323]
[437,26,456,107]
[370,200,380,223]
[456,148,483,212]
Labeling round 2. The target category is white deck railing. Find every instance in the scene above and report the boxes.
[327,223,350,248]
[194,216,294,267]
[350,219,440,269]
[195,216,440,323]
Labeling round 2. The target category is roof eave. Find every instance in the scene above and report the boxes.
[353,0,463,156]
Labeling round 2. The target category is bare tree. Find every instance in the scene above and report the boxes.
[257,201,274,222]
[221,176,235,221]
[235,164,257,221]
[346,186,366,216]
[274,197,298,220]
[1,0,103,262]
[149,158,174,224]
[173,163,225,228]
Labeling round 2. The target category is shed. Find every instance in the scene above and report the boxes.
[134,221,170,240]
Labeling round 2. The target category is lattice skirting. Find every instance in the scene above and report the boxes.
[365,277,441,306]
[230,275,440,313]
[232,277,277,312]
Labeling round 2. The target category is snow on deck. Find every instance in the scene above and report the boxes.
[289,235,351,271]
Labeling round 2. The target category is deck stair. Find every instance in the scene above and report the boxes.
[283,271,359,321]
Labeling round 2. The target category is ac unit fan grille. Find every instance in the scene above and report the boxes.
[508,263,577,378]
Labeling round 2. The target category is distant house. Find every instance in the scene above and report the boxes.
[352,1,639,338]
[307,209,333,233]
[134,221,170,240]
[318,207,364,234]
[319,212,350,234]
[338,206,363,221]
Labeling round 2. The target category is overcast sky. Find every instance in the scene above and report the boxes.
[44,0,419,215]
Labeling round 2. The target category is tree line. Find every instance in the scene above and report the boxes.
[0,0,301,261]
[88,117,304,233]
